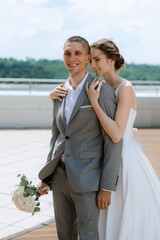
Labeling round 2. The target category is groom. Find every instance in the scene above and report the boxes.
[38,36,122,240]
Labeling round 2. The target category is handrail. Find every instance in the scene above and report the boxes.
[0,79,160,96]
[131,80,160,85]
[0,78,64,83]
[0,78,160,85]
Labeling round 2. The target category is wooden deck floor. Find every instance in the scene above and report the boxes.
[13,222,57,240]
[13,129,160,240]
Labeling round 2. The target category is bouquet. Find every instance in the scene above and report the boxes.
[12,174,49,215]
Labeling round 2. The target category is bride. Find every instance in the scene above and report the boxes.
[50,38,160,240]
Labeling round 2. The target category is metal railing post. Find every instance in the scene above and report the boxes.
[29,81,32,95]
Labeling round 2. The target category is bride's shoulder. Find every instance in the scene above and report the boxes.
[120,79,134,91]
[119,79,135,97]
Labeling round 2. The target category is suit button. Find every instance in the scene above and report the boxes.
[65,136,70,140]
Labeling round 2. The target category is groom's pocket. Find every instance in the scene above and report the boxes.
[79,106,94,112]
[79,151,102,169]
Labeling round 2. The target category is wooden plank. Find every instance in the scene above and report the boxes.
[13,222,57,240]
[134,129,160,179]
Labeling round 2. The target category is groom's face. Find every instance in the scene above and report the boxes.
[63,41,90,77]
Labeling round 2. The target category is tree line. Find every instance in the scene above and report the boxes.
[0,58,160,80]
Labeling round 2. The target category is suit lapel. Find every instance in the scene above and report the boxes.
[68,74,94,125]
[58,96,66,127]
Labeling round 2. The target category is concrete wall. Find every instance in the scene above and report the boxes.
[135,97,160,128]
[0,95,160,128]
[0,95,53,128]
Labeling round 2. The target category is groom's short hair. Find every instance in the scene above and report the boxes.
[64,36,90,54]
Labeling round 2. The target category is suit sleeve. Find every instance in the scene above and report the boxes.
[99,83,122,191]
[46,101,60,164]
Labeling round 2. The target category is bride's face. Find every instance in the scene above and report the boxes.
[90,48,114,76]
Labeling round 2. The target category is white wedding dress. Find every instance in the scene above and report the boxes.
[98,82,160,240]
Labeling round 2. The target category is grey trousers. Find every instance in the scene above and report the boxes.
[52,165,99,240]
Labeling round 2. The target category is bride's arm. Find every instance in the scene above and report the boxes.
[86,81,136,143]
[49,83,67,102]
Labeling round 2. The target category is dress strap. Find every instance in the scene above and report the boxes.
[115,79,127,98]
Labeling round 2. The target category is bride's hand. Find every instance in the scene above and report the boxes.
[86,79,102,105]
[49,83,68,102]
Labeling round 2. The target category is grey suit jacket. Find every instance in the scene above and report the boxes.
[39,73,122,193]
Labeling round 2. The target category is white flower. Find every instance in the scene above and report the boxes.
[12,193,37,213]
[11,174,41,215]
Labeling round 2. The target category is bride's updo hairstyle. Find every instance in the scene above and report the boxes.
[90,38,125,70]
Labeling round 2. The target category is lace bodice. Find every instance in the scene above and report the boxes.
[115,80,136,135]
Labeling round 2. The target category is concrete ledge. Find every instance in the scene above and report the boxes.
[0,95,160,128]
[0,95,53,128]
[135,97,160,127]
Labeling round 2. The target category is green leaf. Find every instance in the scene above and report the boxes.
[25,188,34,195]
[34,207,40,212]
[20,178,29,187]
[23,192,28,197]
[32,185,38,191]
[33,191,39,198]
[17,174,21,178]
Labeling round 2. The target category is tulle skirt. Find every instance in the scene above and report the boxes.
[98,133,160,240]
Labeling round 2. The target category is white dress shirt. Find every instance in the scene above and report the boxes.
[61,72,88,161]
[64,72,89,125]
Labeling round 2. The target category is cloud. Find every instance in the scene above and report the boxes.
[0,0,66,59]
[129,20,145,28]
[65,0,160,64]
[0,0,159,63]
[69,0,135,17]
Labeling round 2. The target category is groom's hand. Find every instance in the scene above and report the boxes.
[97,190,111,209]
[37,181,49,196]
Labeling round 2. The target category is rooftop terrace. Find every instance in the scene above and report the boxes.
[0,129,159,240]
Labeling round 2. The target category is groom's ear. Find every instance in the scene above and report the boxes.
[86,54,90,64]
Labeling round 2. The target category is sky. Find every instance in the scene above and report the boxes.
[0,0,159,64]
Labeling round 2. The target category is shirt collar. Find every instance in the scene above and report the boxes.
[65,72,89,92]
